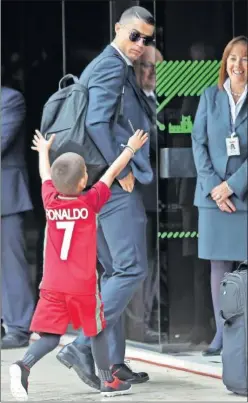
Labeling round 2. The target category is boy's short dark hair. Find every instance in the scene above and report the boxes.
[51,152,86,195]
[119,6,155,26]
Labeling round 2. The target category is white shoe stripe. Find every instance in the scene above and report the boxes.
[9,364,28,401]
[101,386,132,397]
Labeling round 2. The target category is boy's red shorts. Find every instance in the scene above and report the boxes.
[30,290,106,337]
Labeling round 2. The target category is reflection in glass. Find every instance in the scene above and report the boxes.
[156,0,234,348]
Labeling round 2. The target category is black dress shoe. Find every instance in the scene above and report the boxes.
[56,343,100,390]
[1,333,29,349]
[202,347,222,356]
[111,363,149,384]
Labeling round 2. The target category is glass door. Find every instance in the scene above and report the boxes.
[156,0,235,349]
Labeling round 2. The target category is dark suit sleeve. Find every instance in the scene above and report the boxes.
[192,90,222,197]
[1,90,26,156]
[86,57,131,180]
[149,126,157,152]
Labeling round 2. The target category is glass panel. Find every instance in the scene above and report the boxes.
[156,0,234,348]
[233,0,248,36]
[1,1,63,297]
[24,2,64,297]
[64,0,110,76]
[64,0,110,334]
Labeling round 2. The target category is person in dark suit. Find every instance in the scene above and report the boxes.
[133,45,164,342]
[1,81,35,348]
[56,6,155,387]
[192,36,248,356]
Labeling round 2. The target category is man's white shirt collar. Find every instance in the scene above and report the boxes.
[143,90,155,98]
[111,42,133,66]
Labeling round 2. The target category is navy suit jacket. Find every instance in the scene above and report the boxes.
[192,85,247,211]
[1,86,33,216]
[79,45,153,184]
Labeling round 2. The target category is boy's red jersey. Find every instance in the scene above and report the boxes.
[40,180,111,295]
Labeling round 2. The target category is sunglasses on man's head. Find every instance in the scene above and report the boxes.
[129,29,154,46]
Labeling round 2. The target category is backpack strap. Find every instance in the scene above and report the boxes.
[238,261,248,271]
[59,74,79,89]
[112,60,129,126]
[59,60,128,126]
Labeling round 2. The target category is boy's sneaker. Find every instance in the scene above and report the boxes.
[101,376,132,397]
[111,362,149,384]
[9,361,29,401]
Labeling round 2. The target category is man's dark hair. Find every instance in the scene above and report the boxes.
[51,152,86,195]
[119,6,155,26]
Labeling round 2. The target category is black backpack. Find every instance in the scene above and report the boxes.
[40,64,128,186]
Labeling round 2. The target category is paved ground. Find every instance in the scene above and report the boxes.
[1,348,246,401]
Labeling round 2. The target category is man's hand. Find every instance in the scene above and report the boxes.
[118,171,135,193]
[31,129,55,153]
[211,181,233,204]
[216,198,236,213]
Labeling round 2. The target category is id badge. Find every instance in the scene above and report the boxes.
[226,133,240,156]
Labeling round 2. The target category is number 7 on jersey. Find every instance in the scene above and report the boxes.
[56,221,75,260]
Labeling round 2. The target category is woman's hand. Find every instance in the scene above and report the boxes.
[211,181,233,204]
[216,198,236,213]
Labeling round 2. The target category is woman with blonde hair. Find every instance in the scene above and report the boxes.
[192,36,248,356]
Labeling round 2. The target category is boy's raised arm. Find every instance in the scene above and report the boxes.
[100,129,148,188]
[31,130,55,183]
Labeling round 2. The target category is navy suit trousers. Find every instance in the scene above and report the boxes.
[1,214,34,334]
[75,183,148,364]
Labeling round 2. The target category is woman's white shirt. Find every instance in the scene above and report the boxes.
[223,78,247,125]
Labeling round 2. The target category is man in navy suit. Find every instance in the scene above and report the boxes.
[1,82,35,348]
[57,6,155,388]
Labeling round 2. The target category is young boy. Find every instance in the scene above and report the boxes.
[9,128,148,401]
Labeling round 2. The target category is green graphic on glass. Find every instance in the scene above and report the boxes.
[158,231,199,239]
[169,115,193,134]
[156,60,221,132]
